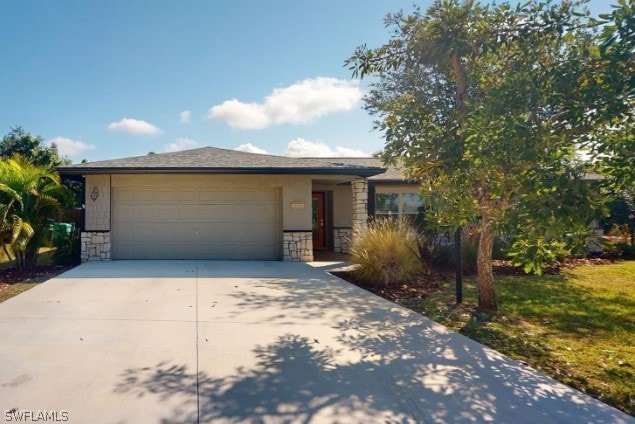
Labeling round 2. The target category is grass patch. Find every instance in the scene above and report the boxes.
[401,261,635,416]
[0,282,39,303]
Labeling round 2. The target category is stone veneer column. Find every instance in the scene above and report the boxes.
[333,228,353,254]
[283,231,313,262]
[81,232,111,262]
[351,178,368,237]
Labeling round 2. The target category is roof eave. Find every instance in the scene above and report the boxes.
[57,166,386,178]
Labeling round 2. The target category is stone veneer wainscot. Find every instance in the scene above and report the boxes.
[283,231,313,261]
[81,232,111,262]
[333,227,352,254]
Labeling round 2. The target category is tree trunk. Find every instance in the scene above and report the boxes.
[451,53,467,115]
[476,210,497,314]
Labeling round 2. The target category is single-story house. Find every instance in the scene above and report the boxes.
[58,147,422,262]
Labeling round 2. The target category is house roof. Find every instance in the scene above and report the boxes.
[57,147,388,178]
[324,158,408,182]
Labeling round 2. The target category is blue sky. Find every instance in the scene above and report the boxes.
[0,0,616,162]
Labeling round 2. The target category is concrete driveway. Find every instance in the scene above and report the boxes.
[0,261,632,424]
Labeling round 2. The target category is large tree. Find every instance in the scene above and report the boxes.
[0,127,69,167]
[347,0,610,313]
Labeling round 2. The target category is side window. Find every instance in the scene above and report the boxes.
[375,193,398,216]
[401,193,422,215]
[374,191,423,222]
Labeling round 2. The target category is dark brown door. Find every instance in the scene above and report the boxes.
[312,192,325,248]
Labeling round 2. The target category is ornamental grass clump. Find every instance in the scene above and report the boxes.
[351,218,421,287]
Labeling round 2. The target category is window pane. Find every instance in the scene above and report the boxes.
[401,193,423,214]
[375,193,399,214]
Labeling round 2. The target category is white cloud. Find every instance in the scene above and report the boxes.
[207,99,270,129]
[165,137,200,152]
[107,118,162,135]
[47,137,96,156]
[179,110,191,124]
[207,77,362,129]
[284,138,370,158]
[235,143,268,154]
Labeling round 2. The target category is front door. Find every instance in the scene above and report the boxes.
[312,192,325,249]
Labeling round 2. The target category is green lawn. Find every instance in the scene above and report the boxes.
[399,261,635,416]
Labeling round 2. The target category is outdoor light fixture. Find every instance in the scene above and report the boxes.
[90,186,99,202]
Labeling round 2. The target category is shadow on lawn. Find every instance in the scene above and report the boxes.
[113,274,631,423]
[496,273,635,337]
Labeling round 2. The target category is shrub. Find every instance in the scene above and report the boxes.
[429,235,484,274]
[492,237,510,260]
[431,244,453,268]
[507,237,569,275]
[615,242,635,259]
[351,218,421,287]
[51,226,81,265]
[460,232,479,274]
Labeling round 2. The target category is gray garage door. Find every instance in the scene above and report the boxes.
[112,188,281,260]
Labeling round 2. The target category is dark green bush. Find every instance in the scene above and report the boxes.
[51,226,81,265]
[615,242,635,259]
[492,237,510,260]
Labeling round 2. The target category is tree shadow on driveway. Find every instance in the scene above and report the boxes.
[114,313,631,423]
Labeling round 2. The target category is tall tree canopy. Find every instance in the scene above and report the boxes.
[347,0,619,313]
[0,127,69,167]
[592,0,634,191]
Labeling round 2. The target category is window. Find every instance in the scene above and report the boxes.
[374,190,423,222]
[375,193,398,216]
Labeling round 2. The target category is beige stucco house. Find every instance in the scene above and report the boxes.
[58,147,422,262]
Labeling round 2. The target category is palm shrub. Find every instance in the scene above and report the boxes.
[350,217,421,287]
[0,155,71,268]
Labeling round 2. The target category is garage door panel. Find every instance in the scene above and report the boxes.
[171,191,197,203]
[136,224,158,238]
[134,190,157,202]
[195,205,277,222]
[115,242,275,260]
[156,209,178,220]
[112,186,281,260]
[197,191,272,203]
[195,223,278,240]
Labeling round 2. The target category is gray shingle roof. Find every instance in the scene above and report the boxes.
[57,147,389,178]
[325,158,408,182]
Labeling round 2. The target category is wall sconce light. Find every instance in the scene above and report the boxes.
[90,186,99,202]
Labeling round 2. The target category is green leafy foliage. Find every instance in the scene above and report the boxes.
[0,155,72,268]
[350,218,422,287]
[507,238,569,275]
[601,188,635,245]
[590,0,635,191]
[347,0,629,311]
[0,127,69,167]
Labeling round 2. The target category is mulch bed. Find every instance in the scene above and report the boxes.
[332,270,449,302]
[0,264,76,288]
